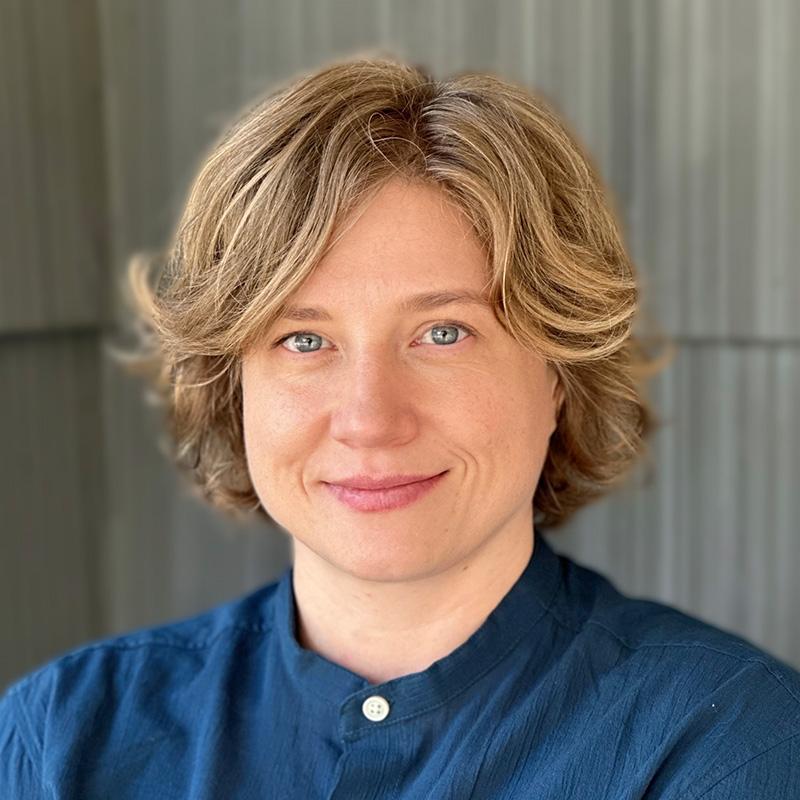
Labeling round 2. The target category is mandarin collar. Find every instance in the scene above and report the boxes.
[273,528,563,739]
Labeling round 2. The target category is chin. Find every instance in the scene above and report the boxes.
[320,542,444,584]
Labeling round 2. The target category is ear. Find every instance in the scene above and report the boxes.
[555,384,565,416]
[549,368,564,415]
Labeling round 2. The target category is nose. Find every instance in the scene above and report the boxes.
[328,351,419,449]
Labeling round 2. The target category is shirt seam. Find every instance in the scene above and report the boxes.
[541,610,800,709]
[682,729,800,800]
[542,607,800,797]
[3,622,273,797]
[6,622,274,674]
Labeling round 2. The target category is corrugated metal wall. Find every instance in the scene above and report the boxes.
[0,0,108,688]
[1,0,798,690]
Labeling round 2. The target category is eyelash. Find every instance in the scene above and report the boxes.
[271,320,477,354]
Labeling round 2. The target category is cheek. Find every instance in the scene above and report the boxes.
[241,377,323,519]
[425,374,514,478]
[241,371,320,469]
[460,368,554,459]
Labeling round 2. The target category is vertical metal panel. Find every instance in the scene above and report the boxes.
[240,1,304,92]
[0,335,104,689]
[98,354,177,633]
[0,0,107,690]
[93,0,178,634]
[0,0,106,333]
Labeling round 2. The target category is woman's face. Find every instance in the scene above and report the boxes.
[241,177,561,583]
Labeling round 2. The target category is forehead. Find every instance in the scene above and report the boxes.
[287,178,492,308]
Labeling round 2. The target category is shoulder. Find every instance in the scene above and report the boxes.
[574,560,800,714]
[551,553,800,796]
[0,578,281,793]
[4,576,280,698]
[554,552,800,704]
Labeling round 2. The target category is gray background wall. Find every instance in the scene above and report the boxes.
[1,0,798,690]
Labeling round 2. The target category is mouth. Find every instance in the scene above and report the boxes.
[322,471,449,512]
[324,471,448,491]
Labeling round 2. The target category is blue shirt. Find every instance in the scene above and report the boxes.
[2,531,799,799]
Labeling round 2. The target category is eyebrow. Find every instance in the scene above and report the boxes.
[278,289,494,322]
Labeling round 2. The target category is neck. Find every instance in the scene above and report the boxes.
[290,514,535,685]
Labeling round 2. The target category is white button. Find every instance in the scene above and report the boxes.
[361,695,390,722]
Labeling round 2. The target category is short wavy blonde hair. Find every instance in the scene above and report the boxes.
[115,51,674,532]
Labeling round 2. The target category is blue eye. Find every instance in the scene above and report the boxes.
[273,322,475,354]
[276,331,328,354]
[418,323,473,346]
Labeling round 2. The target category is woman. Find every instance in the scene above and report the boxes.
[1,53,798,798]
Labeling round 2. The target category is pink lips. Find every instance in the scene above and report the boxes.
[323,471,448,512]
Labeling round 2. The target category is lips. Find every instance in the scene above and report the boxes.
[325,472,446,491]
[322,471,448,512]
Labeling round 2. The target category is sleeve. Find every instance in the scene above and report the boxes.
[0,688,49,799]
[689,732,800,799]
